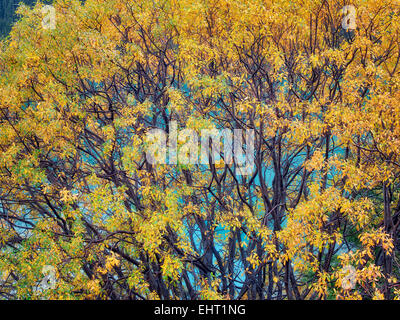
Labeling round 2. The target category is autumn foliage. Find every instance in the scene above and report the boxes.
[0,0,400,300]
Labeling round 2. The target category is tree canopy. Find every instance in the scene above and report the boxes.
[0,0,400,300]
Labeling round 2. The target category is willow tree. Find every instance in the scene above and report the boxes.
[0,0,399,300]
